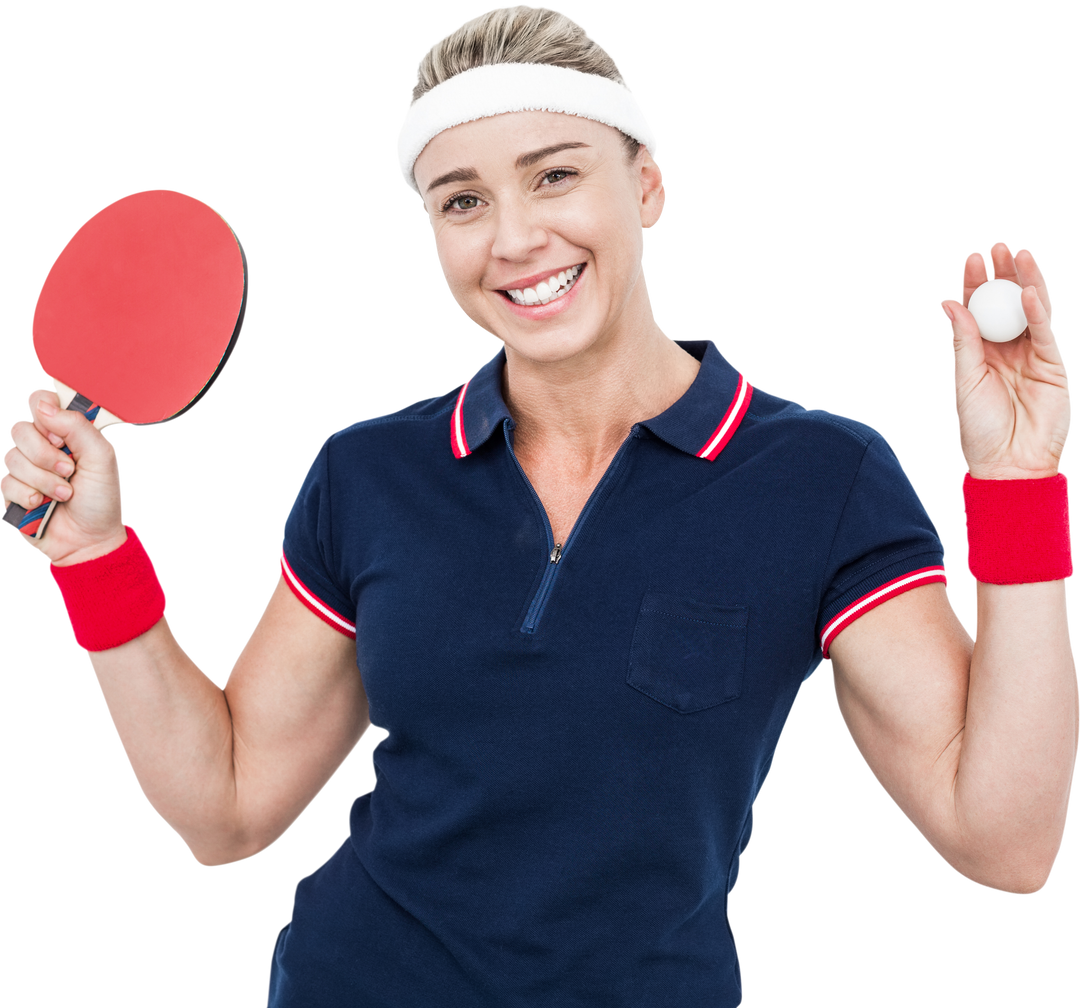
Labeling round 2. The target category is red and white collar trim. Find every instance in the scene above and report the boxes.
[451,380,471,459]
[696,374,753,461]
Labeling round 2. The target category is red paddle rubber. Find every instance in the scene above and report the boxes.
[3,392,99,539]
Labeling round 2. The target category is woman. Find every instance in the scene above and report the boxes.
[2,7,1075,1006]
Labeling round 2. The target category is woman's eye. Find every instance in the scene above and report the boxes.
[444,194,481,212]
[542,170,573,185]
[440,169,578,213]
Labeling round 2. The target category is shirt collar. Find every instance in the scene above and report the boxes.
[450,340,752,461]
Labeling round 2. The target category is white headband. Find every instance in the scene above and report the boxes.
[398,62,657,192]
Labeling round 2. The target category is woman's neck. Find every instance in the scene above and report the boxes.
[503,324,700,466]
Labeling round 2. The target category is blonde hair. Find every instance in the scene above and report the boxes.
[412,7,640,157]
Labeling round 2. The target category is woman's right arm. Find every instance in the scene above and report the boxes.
[4,392,369,866]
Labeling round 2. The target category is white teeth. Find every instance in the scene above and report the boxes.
[505,265,584,306]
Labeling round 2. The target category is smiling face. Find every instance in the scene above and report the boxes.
[413,111,664,365]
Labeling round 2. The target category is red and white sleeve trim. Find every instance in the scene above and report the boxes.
[281,555,357,639]
[820,565,945,658]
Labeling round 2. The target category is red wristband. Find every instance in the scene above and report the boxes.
[51,527,166,651]
[964,473,1072,584]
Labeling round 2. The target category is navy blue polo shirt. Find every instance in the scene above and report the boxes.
[270,341,944,1008]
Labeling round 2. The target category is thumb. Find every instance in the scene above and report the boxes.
[32,393,113,471]
[943,299,986,385]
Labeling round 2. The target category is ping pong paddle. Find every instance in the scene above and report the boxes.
[3,190,246,539]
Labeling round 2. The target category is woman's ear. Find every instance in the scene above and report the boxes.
[639,155,665,232]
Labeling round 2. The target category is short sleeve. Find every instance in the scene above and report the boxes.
[818,435,944,657]
[281,441,357,639]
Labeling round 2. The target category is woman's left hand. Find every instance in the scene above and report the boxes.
[943,243,1069,479]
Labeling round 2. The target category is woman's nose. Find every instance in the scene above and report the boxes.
[489,202,548,263]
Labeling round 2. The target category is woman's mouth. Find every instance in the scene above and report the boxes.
[498,263,591,317]
[501,264,584,306]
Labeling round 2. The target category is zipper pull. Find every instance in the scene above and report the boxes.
[549,543,563,564]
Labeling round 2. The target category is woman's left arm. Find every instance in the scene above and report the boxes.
[828,244,1078,893]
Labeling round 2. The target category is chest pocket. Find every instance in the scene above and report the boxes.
[627,594,748,713]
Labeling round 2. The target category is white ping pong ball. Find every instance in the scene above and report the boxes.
[967,279,1028,343]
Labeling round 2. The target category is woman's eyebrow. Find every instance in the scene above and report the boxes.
[515,142,591,168]
[425,142,592,193]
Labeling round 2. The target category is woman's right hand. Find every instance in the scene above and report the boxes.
[3,390,126,565]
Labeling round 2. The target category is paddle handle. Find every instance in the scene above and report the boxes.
[3,391,99,540]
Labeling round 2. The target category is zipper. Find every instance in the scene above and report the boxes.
[520,542,563,631]
[506,420,636,634]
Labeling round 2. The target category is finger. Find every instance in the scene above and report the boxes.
[1021,284,1059,357]
[1014,249,1052,318]
[29,396,111,471]
[10,419,76,478]
[1,473,45,512]
[3,446,74,502]
[5,414,58,471]
[28,389,62,443]
[2,425,77,488]
[990,242,1019,284]
[962,253,988,307]
[944,298,987,377]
